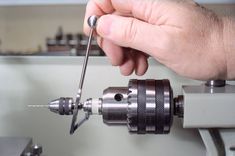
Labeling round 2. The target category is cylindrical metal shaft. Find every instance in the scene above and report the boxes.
[76,15,98,104]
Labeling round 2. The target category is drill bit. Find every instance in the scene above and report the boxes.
[27,105,49,108]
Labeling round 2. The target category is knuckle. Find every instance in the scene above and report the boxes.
[124,18,138,45]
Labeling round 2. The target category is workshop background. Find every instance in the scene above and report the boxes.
[0,3,234,52]
[0,1,234,156]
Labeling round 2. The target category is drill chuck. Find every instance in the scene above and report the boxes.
[49,79,180,134]
[83,79,174,134]
[49,98,74,115]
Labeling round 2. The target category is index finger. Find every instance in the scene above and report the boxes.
[83,0,114,35]
[83,0,161,35]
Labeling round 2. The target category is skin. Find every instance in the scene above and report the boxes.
[83,0,235,80]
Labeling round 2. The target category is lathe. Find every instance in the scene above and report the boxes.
[0,5,234,156]
[44,15,235,156]
[48,78,235,156]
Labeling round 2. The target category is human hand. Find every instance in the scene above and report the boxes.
[84,0,227,80]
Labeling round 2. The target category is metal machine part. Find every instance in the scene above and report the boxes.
[46,25,104,56]
[30,144,43,156]
[46,79,235,155]
[76,15,98,104]
[0,137,43,156]
[174,95,184,118]
[183,80,235,128]
[49,79,176,134]
[101,79,173,134]
[24,144,43,156]
[48,79,235,134]
[181,80,235,156]
[69,15,98,134]
[49,97,74,115]
[205,80,226,87]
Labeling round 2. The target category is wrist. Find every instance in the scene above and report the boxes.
[222,17,235,79]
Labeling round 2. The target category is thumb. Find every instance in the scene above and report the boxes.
[96,14,171,58]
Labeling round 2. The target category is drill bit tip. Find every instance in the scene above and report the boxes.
[88,15,98,28]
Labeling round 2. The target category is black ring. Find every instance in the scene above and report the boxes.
[59,98,65,115]
[155,80,164,134]
[137,80,146,134]
[64,98,71,115]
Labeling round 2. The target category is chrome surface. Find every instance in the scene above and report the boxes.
[48,98,74,115]
[145,80,156,132]
[75,15,98,105]
[174,95,184,118]
[88,15,98,28]
[47,79,174,134]
[48,99,60,114]
[83,98,102,115]
[162,80,173,132]
[102,87,129,124]
[205,80,226,87]
[101,79,173,134]
[71,15,98,134]
[127,79,138,132]
[31,144,43,156]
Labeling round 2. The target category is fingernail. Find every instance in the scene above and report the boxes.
[97,15,113,37]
